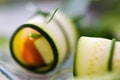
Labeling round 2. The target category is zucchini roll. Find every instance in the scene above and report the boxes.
[10,10,79,74]
[74,36,120,77]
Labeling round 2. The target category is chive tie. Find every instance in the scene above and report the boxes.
[108,38,116,71]
[29,32,41,39]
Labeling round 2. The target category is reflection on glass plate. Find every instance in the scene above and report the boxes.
[0,63,20,80]
[50,68,74,80]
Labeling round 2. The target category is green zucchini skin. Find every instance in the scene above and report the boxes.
[10,24,58,73]
[73,37,81,77]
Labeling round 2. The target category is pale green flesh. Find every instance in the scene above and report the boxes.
[74,37,112,77]
[34,37,54,65]
[74,37,120,77]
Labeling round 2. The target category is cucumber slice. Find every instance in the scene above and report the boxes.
[74,36,112,77]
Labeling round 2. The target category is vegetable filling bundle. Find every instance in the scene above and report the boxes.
[10,10,79,74]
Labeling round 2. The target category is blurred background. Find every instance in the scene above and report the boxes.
[0,0,120,73]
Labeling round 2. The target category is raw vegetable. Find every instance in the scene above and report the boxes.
[74,36,120,77]
[10,9,79,73]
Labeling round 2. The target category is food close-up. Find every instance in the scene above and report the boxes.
[74,37,120,77]
[10,8,79,74]
[0,0,120,80]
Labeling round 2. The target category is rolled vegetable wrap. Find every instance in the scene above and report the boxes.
[10,10,79,74]
[74,36,120,77]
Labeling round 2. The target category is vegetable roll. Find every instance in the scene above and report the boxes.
[10,10,79,74]
[74,36,120,77]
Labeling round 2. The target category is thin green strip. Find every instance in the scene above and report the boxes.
[29,32,41,39]
[108,38,116,71]
[47,8,59,24]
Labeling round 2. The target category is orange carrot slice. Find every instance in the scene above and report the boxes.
[22,28,45,67]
